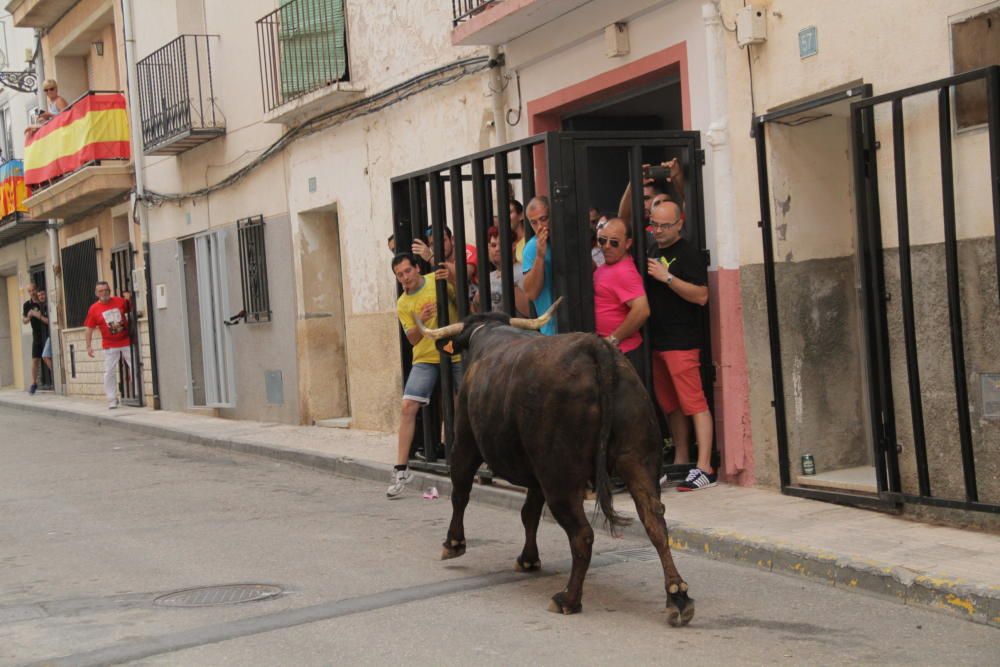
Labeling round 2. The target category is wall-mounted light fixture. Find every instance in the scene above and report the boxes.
[92,40,104,56]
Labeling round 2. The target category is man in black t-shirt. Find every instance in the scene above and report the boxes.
[645,201,716,492]
[22,286,52,395]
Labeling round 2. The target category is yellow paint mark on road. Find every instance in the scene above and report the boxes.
[944,594,975,616]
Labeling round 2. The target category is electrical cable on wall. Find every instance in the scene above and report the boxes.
[141,55,491,205]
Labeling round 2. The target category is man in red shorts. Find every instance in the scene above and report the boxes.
[645,201,715,491]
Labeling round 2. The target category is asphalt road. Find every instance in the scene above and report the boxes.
[1,406,997,666]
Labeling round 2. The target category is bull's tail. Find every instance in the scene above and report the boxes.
[593,338,631,535]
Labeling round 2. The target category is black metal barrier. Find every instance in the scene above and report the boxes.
[755,67,999,515]
[391,131,714,479]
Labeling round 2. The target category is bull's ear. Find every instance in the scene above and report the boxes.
[435,339,454,355]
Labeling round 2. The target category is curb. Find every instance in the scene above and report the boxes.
[3,397,998,628]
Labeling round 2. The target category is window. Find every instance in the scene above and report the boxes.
[237,215,271,323]
[60,239,99,328]
[0,105,13,162]
[952,5,1000,130]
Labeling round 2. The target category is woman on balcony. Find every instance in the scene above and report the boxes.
[37,80,68,122]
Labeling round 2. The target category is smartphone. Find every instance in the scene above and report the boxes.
[645,165,670,180]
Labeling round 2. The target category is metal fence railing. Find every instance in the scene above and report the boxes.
[257,0,349,113]
[452,0,500,26]
[136,35,224,153]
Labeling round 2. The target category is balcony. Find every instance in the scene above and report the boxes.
[257,0,363,125]
[451,0,595,46]
[5,0,77,29]
[137,35,226,156]
[23,91,133,220]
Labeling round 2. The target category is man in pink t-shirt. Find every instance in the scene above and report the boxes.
[593,217,650,369]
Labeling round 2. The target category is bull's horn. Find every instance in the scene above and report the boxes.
[510,296,564,330]
[414,314,465,340]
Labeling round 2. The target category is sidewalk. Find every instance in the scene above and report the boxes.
[2,390,998,628]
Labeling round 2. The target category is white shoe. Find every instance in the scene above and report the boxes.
[386,468,413,498]
[108,399,119,409]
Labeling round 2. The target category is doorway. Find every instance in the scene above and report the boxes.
[298,207,351,424]
[3,275,23,389]
[179,230,236,407]
[755,84,889,505]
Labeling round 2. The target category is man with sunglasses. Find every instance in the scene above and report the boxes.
[645,201,715,492]
[593,218,649,370]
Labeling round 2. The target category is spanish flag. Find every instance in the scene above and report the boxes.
[0,159,28,218]
[24,92,131,186]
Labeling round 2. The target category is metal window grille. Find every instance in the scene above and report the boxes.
[237,216,271,323]
[136,34,225,154]
[60,238,99,328]
[256,0,349,112]
[452,0,499,25]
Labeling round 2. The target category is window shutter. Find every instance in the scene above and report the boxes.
[279,0,347,99]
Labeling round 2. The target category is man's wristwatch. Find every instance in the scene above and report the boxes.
[665,273,674,285]
[607,334,620,347]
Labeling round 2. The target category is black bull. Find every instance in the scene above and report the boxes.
[417,299,693,626]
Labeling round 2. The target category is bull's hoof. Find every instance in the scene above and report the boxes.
[440,539,466,560]
[515,555,541,572]
[665,590,695,627]
[547,592,582,615]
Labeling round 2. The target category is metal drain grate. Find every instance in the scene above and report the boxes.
[608,546,660,562]
[154,584,283,608]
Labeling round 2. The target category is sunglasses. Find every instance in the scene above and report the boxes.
[596,236,621,248]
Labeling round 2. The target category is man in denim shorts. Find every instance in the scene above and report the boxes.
[389,252,463,498]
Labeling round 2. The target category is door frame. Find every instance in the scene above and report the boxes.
[752,83,901,510]
[177,229,237,409]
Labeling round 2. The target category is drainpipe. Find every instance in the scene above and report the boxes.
[121,0,160,408]
[702,2,736,270]
[34,31,63,394]
[488,46,507,146]
[703,1,751,481]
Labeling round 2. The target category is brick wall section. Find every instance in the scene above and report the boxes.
[61,319,154,401]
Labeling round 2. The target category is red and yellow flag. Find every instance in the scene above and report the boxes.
[0,159,28,218]
[24,92,131,186]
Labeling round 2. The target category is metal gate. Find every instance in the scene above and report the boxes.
[110,243,143,406]
[755,67,1000,514]
[391,131,712,478]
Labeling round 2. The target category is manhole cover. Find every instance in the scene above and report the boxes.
[154,584,283,608]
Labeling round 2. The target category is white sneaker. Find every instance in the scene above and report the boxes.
[386,468,413,498]
[108,399,119,409]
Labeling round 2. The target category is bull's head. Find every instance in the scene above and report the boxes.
[415,297,563,357]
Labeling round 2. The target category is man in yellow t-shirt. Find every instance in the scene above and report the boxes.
[389,253,463,498]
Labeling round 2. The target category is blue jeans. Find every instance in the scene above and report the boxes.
[402,362,463,404]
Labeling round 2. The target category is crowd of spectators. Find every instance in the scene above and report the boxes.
[388,159,715,496]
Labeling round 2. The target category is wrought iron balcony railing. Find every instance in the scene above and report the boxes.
[257,0,349,113]
[136,34,225,155]
[452,0,500,26]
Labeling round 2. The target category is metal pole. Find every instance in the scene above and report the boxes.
[122,0,161,408]
[488,46,506,146]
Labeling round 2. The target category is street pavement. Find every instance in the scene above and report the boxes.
[1,407,998,666]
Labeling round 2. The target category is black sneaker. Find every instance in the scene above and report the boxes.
[28,384,37,395]
[677,468,717,492]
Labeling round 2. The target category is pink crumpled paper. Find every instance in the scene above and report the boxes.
[422,486,439,500]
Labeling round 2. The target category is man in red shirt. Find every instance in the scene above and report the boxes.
[84,281,132,409]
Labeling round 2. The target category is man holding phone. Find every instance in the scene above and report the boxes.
[618,158,685,225]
